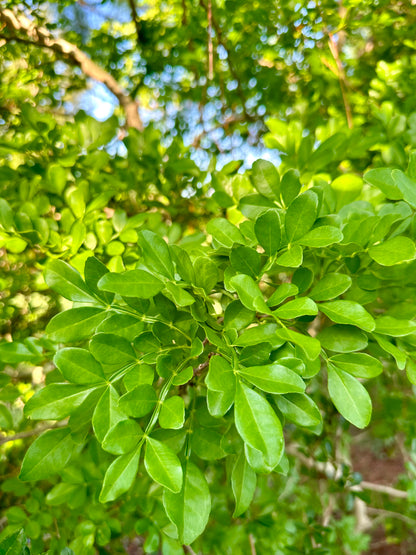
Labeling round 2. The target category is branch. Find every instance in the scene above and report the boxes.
[0,421,68,446]
[327,32,353,129]
[127,0,142,51]
[0,9,143,130]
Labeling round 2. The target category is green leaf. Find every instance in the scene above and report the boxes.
[20,428,74,481]
[229,274,270,313]
[224,300,255,330]
[102,419,142,455]
[163,461,211,545]
[375,315,416,337]
[364,168,402,200]
[237,364,305,394]
[251,159,280,199]
[98,269,164,299]
[206,388,235,418]
[191,429,226,460]
[234,381,284,468]
[230,246,262,278]
[231,450,257,517]
[274,328,321,360]
[280,169,301,206]
[90,333,136,365]
[0,198,15,230]
[319,301,375,332]
[274,297,317,319]
[118,384,158,417]
[138,230,175,279]
[297,226,343,247]
[244,443,274,474]
[318,325,368,353]
[373,333,407,370]
[193,256,218,293]
[275,393,322,428]
[25,384,96,420]
[285,190,318,242]
[163,282,195,307]
[93,385,127,442]
[84,256,114,304]
[330,353,383,378]
[205,355,236,392]
[369,236,416,266]
[267,283,298,307]
[207,218,245,249]
[44,260,95,303]
[100,445,141,503]
[0,341,42,364]
[54,348,105,384]
[310,273,352,301]
[145,437,183,493]
[276,244,303,267]
[254,210,281,255]
[170,245,195,283]
[159,396,185,429]
[123,363,154,389]
[46,307,107,342]
[392,169,416,208]
[327,365,372,429]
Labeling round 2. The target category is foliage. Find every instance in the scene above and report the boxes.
[2,1,416,554]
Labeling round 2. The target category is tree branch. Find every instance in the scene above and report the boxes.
[0,421,68,446]
[327,32,353,129]
[127,0,142,51]
[0,9,143,130]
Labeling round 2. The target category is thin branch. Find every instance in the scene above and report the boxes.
[199,0,252,121]
[0,421,67,446]
[127,0,142,51]
[207,0,213,80]
[0,9,142,130]
[249,534,257,555]
[327,32,353,129]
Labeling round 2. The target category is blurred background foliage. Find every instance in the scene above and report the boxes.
[1,0,416,553]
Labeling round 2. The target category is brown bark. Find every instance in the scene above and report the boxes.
[0,9,143,130]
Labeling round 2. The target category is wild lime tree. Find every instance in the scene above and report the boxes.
[2,1,416,554]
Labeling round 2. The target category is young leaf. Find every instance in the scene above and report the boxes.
[159,396,185,429]
[144,437,183,493]
[254,210,281,255]
[231,450,257,517]
[234,381,284,468]
[310,273,352,301]
[237,364,305,394]
[319,301,375,332]
[369,236,416,266]
[54,348,105,384]
[274,297,318,319]
[163,461,211,545]
[100,445,141,503]
[20,428,74,481]
[98,270,164,298]
[44,259,95,303]
[330,353,383,378]
[375,315,416,337]
[229,274,270,314]
[251,159,280,199]
[276,244,303,267]
[207,218,245,248]
[297,225,343,248]
[163,282,195,307]
[327,364,372,429]
[138,230,175,279]
[274,328,321,360]
[46,307,107,342]
[274,393,322,428]
[285,190,318,242]
[318,325,368,353]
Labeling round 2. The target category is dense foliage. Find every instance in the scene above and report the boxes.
[2,1,416,554]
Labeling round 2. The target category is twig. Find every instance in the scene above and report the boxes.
[0,9,142,130]
[127,0,142,51]
[0,421,67,446]
[327,32,353,129]
[249,533,257,555]
[184,546,198,555]
[367,507,416,526]
[207,0,213,80]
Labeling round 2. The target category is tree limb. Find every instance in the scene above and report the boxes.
[0,9,143,130]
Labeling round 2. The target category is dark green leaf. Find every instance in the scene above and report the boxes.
[231,450,256,517]
[285,191,318,242]
[254,210,281,255]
